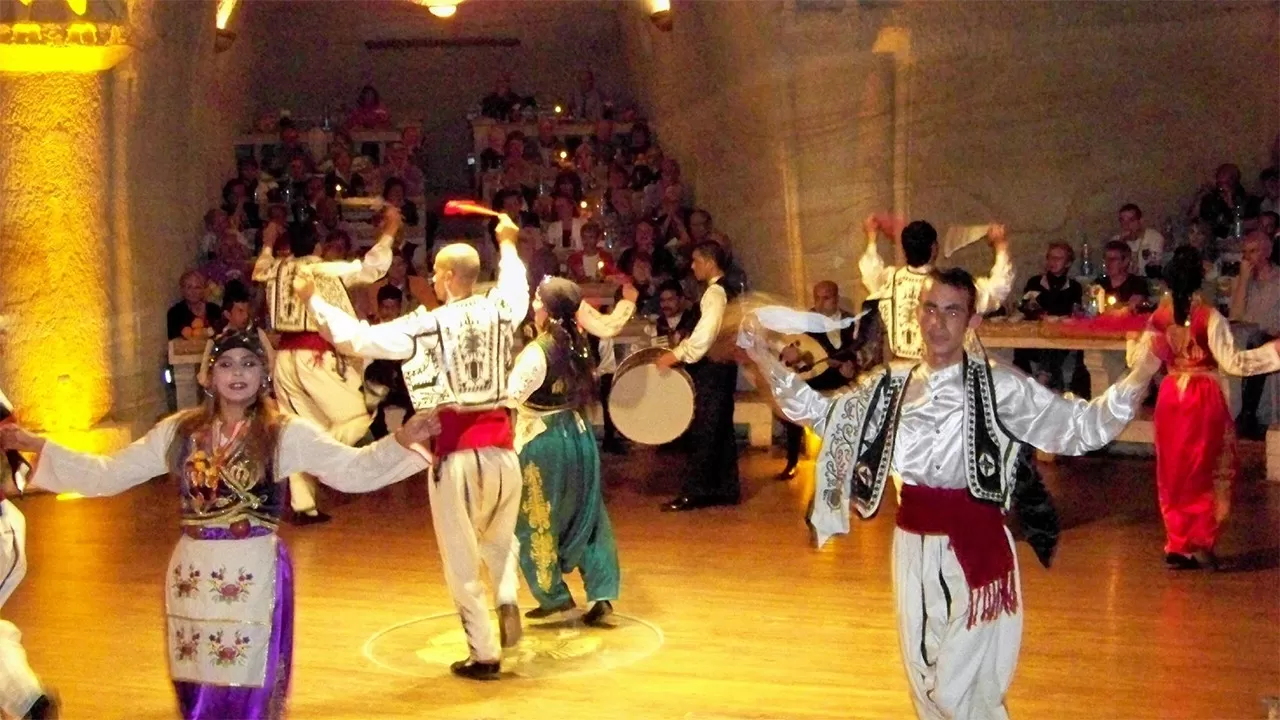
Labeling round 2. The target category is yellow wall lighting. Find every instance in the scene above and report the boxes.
[64,0,87,15]
[0,73,112,441]
[215,0,240,31]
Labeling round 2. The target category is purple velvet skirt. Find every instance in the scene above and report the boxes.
[173,528,293,720]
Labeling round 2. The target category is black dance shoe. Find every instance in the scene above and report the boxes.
[525,599,576,619]
[776,463,798,481]
[450,659,501,681]
[292,510,332,526]
[1165,553,1201,570]
[26,692,58,720]
[583,600,615,627]
[661,495,703,512]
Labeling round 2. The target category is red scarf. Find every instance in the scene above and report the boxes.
[896,484,1018,628]
[435,408,513,457]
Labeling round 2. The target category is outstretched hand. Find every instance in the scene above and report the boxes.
[987,223,1008,253]
[396,411,442,450]
[378,205,403,238]
[495,214,520,246]
[0,424,44,454]
[621,281,640,303]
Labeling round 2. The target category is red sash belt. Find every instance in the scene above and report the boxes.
[436,408,513,457]
[896,484,1018,628]
[277,331,334,355]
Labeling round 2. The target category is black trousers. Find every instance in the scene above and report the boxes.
[1241,332,1277,421]
[681,361,740,500]
[599,373,618,444]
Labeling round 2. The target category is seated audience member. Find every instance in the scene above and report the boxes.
[198,208,231,261]
[222,177,261,230]
[492,188,540,231]
[1111,203,1165,276]
[553,170,585,205]
[201,230,253,301]
[653,182,690,246]
[478,126,506,173]
[567,222,617,283]
[618,219,677,281]
[402,125,429,179]
[517,227,560,292]
[1256,167,1278,215]
[1229,231,1280,439]
[654,279,699,347]
[363,254,435,319]
[237,156,262,204]
[382,178,420,227]
[619,253,660,316]
[586,117,620,167]
[316,198,357,246]
[196,281,273,387]
[1192,163,1254,238]
[270,120,314,177]
[167,269,222,341]
[1098,241,1150,306]
[1014,242,1083,389]
[480,72,525,121]
[568,68,604,121]
[529,117,566,166]
[347,84,392,130]
[320,230,353,262]
[325,147,366,198]
[545,194,587,252]
[376,141,425,198]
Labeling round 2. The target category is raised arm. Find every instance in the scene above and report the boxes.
[251,223,284,282]
[858,214,894,296]
[276,415,430,493]
[738,312,840,435]
[578,296,636,339]
[507,343,547,405]
[491,214,530,323]
[1206,309,1280,376]
[9,418,177,497]
[308,295,431,361]
[314,234,394,287]
[994,343,1160,455]
[975,224,1015,313]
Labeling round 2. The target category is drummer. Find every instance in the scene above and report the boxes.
[655,242,742,511]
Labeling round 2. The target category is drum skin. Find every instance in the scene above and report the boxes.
[609,347,695,445]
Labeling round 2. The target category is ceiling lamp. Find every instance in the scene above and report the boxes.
[408,0,462,19]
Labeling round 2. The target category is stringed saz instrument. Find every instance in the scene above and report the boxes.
[779,332,860,382]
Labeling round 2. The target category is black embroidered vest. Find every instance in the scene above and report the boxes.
[524,332,592,412]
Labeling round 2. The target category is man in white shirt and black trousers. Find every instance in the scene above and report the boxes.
[655,242,741,511]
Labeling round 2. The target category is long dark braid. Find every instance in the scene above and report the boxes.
[1164,246,1205,325]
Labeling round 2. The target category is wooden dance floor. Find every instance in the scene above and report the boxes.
[12,442,1279,719]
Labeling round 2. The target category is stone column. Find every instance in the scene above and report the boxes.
[0,72,114,435]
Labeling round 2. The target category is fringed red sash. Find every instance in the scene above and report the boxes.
[896,484,1018,628]
[436,408,513,457]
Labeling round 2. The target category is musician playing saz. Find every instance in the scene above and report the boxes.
[777,281,872,480]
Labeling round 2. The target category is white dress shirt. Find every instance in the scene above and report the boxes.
[672,277,727,364]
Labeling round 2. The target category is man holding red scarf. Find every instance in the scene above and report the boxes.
[301,214,527,681]
[741,268,1160,719]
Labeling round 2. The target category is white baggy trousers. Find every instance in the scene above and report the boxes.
[893,526,1023,720]
[429,447,522,663]
[273,348,371,512]
[0,501,42,718]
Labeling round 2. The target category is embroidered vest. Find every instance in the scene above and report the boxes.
[524,333,592,412]
[401,294,515,412]
[875,267,928,360]
[265,256,355,333]
[814,354,1020,531]
[176,432,285,529]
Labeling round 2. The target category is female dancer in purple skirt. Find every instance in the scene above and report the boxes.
[0,329,439,718]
